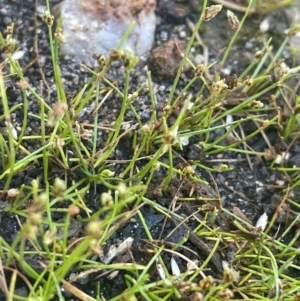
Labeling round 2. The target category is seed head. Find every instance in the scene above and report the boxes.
[162,127,178,146]
[249,100,264,109]
[199,275,214,290]
[101,191,114,207]
[2,36,16,53]
[193,292,204,301]
[218,288,234,299]
[43,229,57,245]
[109,49,122,62]
[8,188,19,198]
[287,25,300,37]
[52,178,67,197]
[116,183,128,199]
[211,79,228,96]
[54,28,65,43]
[202,5,222,21]
[223,267,235,283]
[243,76,253,86]
[16,80,29,91]
[255,50,263,60]
[227,10,239,31]
[5,25,13,35]
[86,220,103,239]
[195,63,205,77]
[42,10,54,26]
[47,102,68,126]
[68,205,80,216]
[92,53,107,69]
[182,165,195,177]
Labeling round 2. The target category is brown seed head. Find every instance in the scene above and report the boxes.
[202,5,222,21]
[199,275,214,290]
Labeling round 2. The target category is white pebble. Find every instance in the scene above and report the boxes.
[57,0,157,66]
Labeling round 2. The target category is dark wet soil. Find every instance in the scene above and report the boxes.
[1,0,300,300]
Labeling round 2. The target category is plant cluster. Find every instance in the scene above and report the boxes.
[0,0,300,300]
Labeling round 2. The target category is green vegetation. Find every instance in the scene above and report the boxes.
[0,0,300,300]
[210,0,297,13]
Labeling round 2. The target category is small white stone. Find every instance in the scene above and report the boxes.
[194,54,204,65]
[69,272,77,280]
[255,181,263,187]
[121,122,131,130]
[245,41,253,49]
[275,180,285,186]
[260,17,270,32]
[222,66,231,75]
[57,0,157,66]
[274,152,290,164]
[179,30,187,39]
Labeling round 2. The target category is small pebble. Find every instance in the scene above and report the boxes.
[148,40,189,78]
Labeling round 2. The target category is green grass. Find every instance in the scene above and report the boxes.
[0,0,300,300]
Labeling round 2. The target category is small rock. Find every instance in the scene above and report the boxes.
[194,53,205,65]
[14,287,29,299]
[290,154,300,166]
[148,40,189,78]
[159,2,190,24]
[53,0,157,65]
[56,217,82,239]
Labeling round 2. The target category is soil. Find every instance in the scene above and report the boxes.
[1,0,300,300]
